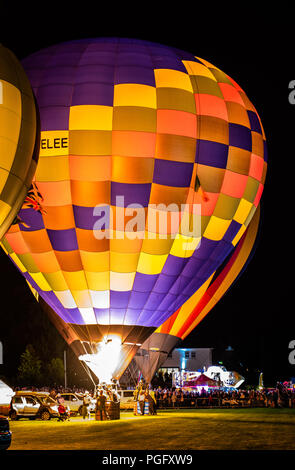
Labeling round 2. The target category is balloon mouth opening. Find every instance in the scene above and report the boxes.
[79,335,122,385]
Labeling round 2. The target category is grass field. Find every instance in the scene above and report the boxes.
[7,408,295,450]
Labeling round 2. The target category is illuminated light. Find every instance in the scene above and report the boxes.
[79,335,122,384]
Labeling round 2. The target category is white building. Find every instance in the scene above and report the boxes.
[159,348,213,375]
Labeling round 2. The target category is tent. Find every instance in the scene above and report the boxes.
[183,374,219,388]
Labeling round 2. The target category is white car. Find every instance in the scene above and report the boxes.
[59,393,84,415]
[117,390,136,410]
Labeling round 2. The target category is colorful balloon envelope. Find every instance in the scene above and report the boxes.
[0,38,267,382]
[134,206,260,382]
[0,44,38,239]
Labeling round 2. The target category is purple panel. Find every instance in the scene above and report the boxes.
[46,228,78,251]
[153,159,193,187]
[19,208,45,231]
[79,52,117,66]
[123,308,141,325]
[65,307,85,325]
[161,254,188,276]
[194,238,218,259]
[39,106,70,131]
[132,273,158,292]
[229,124,252,151]
[74,64,115,84]
[111,182,151,207]
[110,291,130,308]
[209,240,233,264]
[110,308,126,324]
[263,141,268,162]
[144,292,166,310]
[47,52,85,68]
[197,140,228,168]
[115,66,155,86]
[153,274,178,293]
[40,66,77,85]
[156,293,177,312]
[181,257,204,277]
[169,275,190,295]
[71,83,114,107]
[137,309,158,327]
[128,291,150,309]
[37,84,73,107]
[73,205,109,230]
[151,56,187,73]
[117,53,154,68]
[223,220,242,243]
[247,110,262,134]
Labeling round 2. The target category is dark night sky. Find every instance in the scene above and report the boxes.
[0,10,294,386]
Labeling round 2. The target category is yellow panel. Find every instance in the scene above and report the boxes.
[110,252,139,273]
[141,236,174,255]
[110,271,135,291]
[1,80,21,115]
[43,271,69,291]
[114,84,157,108]
[39,131,69,157]
[35,156,69,182]
[69,105,113,130]
[169,274,214,337]
[0,136,18,173]
[154,69,193,92]
[72,290,93,308]
[137,252,168,275]
[0,106,21,144]
[170,234,201,258]
[80,251,110,272]
[182,61,217,80]
[0,199,11,225]
[203,216,231,241]
[85,271,110,291]
[30,272,52,291]
[0,168,9,193]
[62,270,88,290]
[10,253,26,272]
[233,199,253,225]
[54,290,76,308]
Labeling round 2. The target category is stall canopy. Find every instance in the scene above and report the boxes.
[0,379,14,404]
[183,374,219,388]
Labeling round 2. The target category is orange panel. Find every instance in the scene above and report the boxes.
[55,250,84,271]
[31,251,60,273]
[69,155,111,182]
[112,130,156,158]
[76,228,110,252]
[43,205,75,230]
[218,83,245,105]
[36,181,72,207]
[195,94,228,121]
[249,154,264,181]
[71,180,110,207]
[4,231,28,254]
[156,110,197,139]
[221,171,248,198]
[21,229,52,253]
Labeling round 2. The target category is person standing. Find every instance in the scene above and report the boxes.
[96,390,109,420]
[82,392,91,420]
[138,390,145,415]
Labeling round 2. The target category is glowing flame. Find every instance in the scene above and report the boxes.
[79,336,122,384]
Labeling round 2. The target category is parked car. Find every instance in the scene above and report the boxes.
[117,390,135,410]
[58,393,84,415]
[0,417,11,450]
[9,393,59,420]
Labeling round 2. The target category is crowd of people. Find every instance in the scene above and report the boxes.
[14,382,295,411]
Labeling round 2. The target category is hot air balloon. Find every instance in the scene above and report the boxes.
[0,38,267,385]
[133,206,260,383]
[0,44,39,239]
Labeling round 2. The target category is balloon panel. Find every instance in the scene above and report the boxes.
[0,45,38,239]
[1,39,266,348]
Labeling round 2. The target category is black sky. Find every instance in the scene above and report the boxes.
[0,10,294,386]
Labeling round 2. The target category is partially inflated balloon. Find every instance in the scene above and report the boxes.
[1,38,267,381]
[0,44,38,239]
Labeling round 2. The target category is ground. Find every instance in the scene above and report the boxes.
[7,408,295,450]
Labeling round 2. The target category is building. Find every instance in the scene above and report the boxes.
[159,348,213,376]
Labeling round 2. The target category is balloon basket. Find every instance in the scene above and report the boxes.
[136,401,150,415]
[95,401,120,421]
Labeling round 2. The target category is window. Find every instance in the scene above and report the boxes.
[191,352,196,358]
[13,397,23,404]
[25,397,36,405]
[185,351,189,358]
